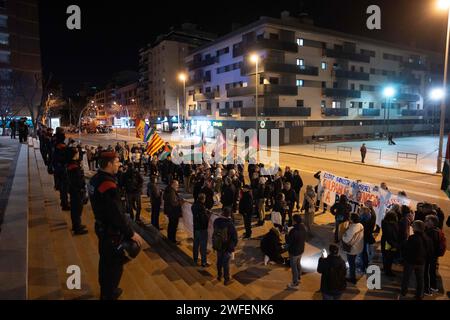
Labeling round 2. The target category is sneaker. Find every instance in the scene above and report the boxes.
[424,291,433,297]
[430,288,439,293]
[224,279,234,286]
[264,255,270,266]
[201,262,211,268]
[287,283,299,290]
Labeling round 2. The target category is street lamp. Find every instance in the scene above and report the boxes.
[250,54,259,159]
[383,86,396,140]
[430,88,445,136]
[178,73,187,136]
[436,0,450,173]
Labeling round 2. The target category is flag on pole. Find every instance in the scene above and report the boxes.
[146,131,165,156]
[158,142,173,160]
[441,133,450,199]
[136,119,145,139]
[143,124,154,143]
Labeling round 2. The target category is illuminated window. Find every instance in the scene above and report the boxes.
[296,58,304,66]
[321,62,327,70]
[296,79,304,87]
[297,38,304,46]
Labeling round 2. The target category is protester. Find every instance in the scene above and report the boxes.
[401,220,432,300]
[124,166,144,222]
[282,182,296,227]
[239,185,254,240]
[359,206,376,272]
[381,211,400,277]
[261,227,285,265]
[301,185,316,236]
[163,180,184,244]
[147,175,162,230]
[314,171,327,213]
[424,215,443,296]
[192,193,211,267]
[213,207,238,285]
[292,170,303,212]
[360,143,367,163]
[317,244,347,300]
[285,214,307,290]
[330,195,352,243]
[342,213,364,284]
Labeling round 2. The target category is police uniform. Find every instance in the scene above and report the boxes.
[88,153,134,300]
[67,150,87,234]
[52,133,70,209]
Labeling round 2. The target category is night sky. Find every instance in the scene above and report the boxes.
[38,0,448,96]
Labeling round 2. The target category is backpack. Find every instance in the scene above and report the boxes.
[212,225,229,252]
[438,229,447,257]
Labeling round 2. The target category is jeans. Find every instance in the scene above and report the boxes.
[290,254,302,285]
[382,249,395,274]
[151,200,161,229]
[322,293,343,300]
[193,229,208,265]
[401,263,425,298]
[217,251,231,281]
[424,258,438,292]
[360,242,373,271]
[243,213,252,238]
[347,254,357,281]
[304,211,314,234]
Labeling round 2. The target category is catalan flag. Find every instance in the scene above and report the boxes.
[146,131,165,156]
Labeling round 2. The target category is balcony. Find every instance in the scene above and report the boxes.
[227,85,298,97]
[219,108,234,117]
[400,109,425,117]
[188,109,212,117]
[322,108,349,116]
[240,107,311,117]
[397,93,421,101]
[193,91,220,101]
[242,61,319,76]
[334,70,370,81]
[323,88,361,98]
[233,38,298,57]
[325,49,371,63]
[401,61,427,71]
[360,109,381,117]
[188,56,219,71]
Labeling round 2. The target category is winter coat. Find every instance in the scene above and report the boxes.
[285,223,307,256]
[292,175,303,193]
[317,255,347,294]
[260,228,284,263]
[342,223,364,255]
[330,202,351,222]
[239,191,254,216]
[403,232,432,265]
[213,217,238,253]
[192,201,210,231]
[381,220,400,252]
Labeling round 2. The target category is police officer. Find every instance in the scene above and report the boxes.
[52,127,70,210]
[88,151,143,300]
[67,147,88,235]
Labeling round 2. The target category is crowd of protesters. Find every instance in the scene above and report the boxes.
[34,124,449,299]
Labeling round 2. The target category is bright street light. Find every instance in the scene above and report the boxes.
[90,100,94,104]
[438,0,450,10]
[383,86,396,98]
[178,73,186,82]
[250,54,259,64]
[430,88,445,100]
[178,73,187,136]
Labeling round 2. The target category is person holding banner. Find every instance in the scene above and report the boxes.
[381,211,400,277]
[342,213,364,284]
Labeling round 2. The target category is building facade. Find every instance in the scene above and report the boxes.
[138,24,215,131]
[0,0,42,117]
[185,13,446,144]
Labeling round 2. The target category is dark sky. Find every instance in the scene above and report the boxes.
[38,0,448,96]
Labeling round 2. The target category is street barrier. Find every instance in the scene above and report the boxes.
[366,147,382,160]
[337,146,352,156]
[396,152,418,164]
[313,143,327,152]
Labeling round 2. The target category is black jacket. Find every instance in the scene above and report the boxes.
[282,188,296,207]
[292,175,303,192]
[200,186,215,210]
[124,170,143,194]
[213,217,238,253]
[403,232,432,265]
[381,220,400,251]
[425,227,439,259]
[317,255,347,294]
[360,212,376,244]
[192,201,210,231]
[285,223,306,256]
[221,184,236,207]
[283,172,294,185]
[330,202,351,222]
[89,170,134,239]
[260,229,284,263]
[239,190,254,216]
[67,161,85,193]
[163,186,182,219]
[147,182,161,204]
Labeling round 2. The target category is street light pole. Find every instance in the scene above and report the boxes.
[255,58,259,146]
[437,6,450,173]
[183,78,187,137]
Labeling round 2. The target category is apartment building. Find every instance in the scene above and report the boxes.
[184,12,445,144]
[0,0,42,116]
[138,24,215,131]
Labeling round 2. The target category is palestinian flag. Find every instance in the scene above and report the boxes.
[146,131,164,156]
[441,133,450,198]
[158,143,173,160]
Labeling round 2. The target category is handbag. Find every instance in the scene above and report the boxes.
[341,227,363,253]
